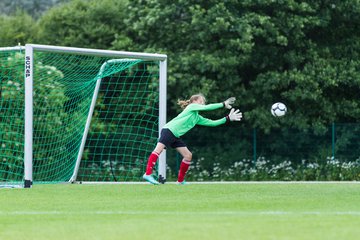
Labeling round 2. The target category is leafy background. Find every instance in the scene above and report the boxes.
[1,0,359,180]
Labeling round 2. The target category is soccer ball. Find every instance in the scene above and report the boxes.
[271,102,287,117]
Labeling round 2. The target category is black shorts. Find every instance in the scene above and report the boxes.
[159,128,187,149]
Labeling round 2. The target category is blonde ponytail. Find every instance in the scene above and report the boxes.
[177,93,206,109]
[177,99,191,109]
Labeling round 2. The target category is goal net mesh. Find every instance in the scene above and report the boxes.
[1,48,160,184]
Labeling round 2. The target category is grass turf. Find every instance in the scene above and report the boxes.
[1,182,360,240]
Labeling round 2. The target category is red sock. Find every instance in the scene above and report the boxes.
[145,152,159,175]
[177,159,191,182]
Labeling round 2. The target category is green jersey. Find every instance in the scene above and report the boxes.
[163,103,226,137]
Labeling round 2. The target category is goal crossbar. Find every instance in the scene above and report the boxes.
[25,44,167,61]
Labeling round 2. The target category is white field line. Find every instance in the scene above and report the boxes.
[1,211,360,216]
[77,181,360,185]
[2,181,358,189]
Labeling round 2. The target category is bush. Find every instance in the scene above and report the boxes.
[169,157,360,181]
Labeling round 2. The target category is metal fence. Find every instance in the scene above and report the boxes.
[167,123,360,173]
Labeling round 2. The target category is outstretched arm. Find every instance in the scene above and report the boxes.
[197,108,243,127]
[197,115,227,127]
[187,97,236,112]
[187,103,224,112]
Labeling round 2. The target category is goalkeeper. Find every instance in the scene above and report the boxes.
[143,93,242,185]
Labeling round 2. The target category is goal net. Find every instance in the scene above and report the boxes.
[0,44,167,188]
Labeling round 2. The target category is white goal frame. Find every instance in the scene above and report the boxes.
[23,44,167,188]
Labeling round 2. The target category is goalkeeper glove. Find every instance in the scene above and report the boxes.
[223,97,236,109]
[226,108,242,122]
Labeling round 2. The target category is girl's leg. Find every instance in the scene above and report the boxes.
[145,142,166,175]
[176,147,192,182]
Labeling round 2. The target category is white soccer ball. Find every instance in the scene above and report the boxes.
[271,102,287,117]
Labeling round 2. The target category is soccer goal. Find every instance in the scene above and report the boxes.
[0,44,167,188]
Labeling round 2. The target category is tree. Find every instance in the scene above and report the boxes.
[124,0,360,170]
[2,0,359,179]
[36,0,131,50]
[0,11,38,47]
[125,0,359,121]
[0,0,69,19]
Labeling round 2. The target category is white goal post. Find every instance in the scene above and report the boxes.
[21,44,168,187]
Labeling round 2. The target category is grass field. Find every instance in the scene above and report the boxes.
[1,182,360,240]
